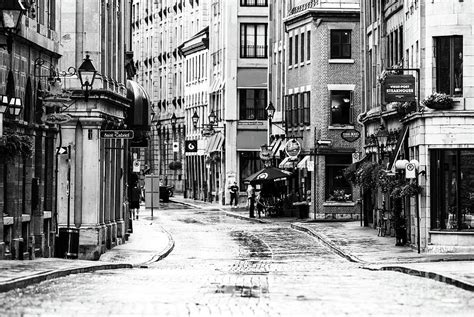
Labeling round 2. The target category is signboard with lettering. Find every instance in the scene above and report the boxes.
[43,113,73,125]
[341,129,361,142]
[383,75,416,103]
[100,130,134,139]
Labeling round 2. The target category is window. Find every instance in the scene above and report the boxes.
[330,30,351,59]
[307,30,311,61]
[300,33,305,63]
[240,0,268,6]
[326,155,352,201]
[430,149,474,230]
[285,95,292,126]
[289,37,293,65]
[435,36,463,96]
[239,89,267,120]
[292,94,298,126]
[240,23,268,58]
[303,92,310,125]
[294,34,298,64]
[330,90,352,125]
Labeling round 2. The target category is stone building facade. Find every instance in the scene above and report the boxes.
[361,0,474,252]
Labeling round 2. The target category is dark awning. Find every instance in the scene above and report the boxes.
[126,80,151,129]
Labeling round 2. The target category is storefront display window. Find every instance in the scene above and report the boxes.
[325,154,352,202]
[431,149,474,230]
[239,151,264,190]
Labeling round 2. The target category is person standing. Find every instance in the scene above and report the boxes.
[229,181,239,207]
[247,184,255,218]
[130,183,141,220]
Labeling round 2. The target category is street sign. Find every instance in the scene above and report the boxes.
[56,146,68,155]
[405,163,416,179]
[352,152,361,163]
[100,130,134,139]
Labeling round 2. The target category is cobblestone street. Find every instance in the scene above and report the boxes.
[0,205,472,316]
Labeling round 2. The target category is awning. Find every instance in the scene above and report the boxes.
[389,125,409,171]
[279,156,298,169]
[297,155,311,169]
[205,132,224,153]
[126,80,151,129]
[210,77,222,92]
[270,138,284,158]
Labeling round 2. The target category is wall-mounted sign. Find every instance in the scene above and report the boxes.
[172,141,179,152]
[100,130,134,139]
[201,127,215,137]
[284,138,301,159]
[185,140,197,152]
[383,75,416,103]
[43,113,72,125]
[405,162,416,179]
[341,129,361,142]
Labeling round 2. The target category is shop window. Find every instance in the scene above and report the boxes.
[330,30,351,59]
[239,89,267,120]
[240,0,268,6]
[430,149,474,230]
[239,151,264,191]
[330,90,353,125]
[240,23,268,58]
[435,36,463,96]
[325,155,352,202]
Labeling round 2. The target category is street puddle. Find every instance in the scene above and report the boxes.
[215,284,268,298]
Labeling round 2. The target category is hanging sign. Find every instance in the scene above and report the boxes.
[172,142,179,152]
[100,130,134,139]
[405,162,416,179]
[132,160,140,173]
[43,113,73,125]
[185,140,197,152]
[341,129,361,142]
[284,138,301,159]
[383,75,416,103]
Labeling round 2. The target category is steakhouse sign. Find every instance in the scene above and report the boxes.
[383,75,416,103]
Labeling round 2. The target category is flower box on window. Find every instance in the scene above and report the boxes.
[422,93,454,110]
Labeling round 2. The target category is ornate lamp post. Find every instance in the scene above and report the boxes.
[0,0,26,54]
[77,55,97,102]
[265,102,275,145]
[375,123,389,162]
[192,111,199,129]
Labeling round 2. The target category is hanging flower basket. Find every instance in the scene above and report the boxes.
[393,101,418,116]
[422,93,454,110]
[0,133,33,161]
[391,182,422,198]
[168,160,182,170]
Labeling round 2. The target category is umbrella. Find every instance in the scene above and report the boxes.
[244,167,292,184]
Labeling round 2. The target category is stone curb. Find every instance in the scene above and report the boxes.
[374,266,474,292]
[0,263,132,293]
[137,225,176,268]
[290,223,365,264]
[291,223,474,292]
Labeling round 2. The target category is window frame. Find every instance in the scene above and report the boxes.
[325,154,353,202]
[240,23,268,59]
[434,36,463,96]
[330,90,354,126]
[330,30,352,59]
[239,89,268,120]
[240,0,268,6]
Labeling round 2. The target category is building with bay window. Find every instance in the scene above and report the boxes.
[361,0,474,252]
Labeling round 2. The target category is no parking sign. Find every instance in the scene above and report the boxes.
[405,163,416,179]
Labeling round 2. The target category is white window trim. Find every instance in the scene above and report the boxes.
[328,59,355,64]
[327,84,355,91]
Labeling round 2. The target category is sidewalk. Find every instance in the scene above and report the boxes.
[174,195,474,291]
[0,205,174,293]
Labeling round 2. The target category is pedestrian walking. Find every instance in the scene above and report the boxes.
[247,184,255,218]
[228,181,239,207]
[256,191,264,218]
[130,182,141,220]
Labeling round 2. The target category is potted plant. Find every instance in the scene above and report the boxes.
[0,133,33,161]
[168,161,182,170]
[422,92,454,110]
[393,101,418,116]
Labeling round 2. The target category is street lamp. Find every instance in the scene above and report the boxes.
[8,97,22,116]
[265,102,275,144]
[0,0,26,54]
[208,110,216,126]
[375,123,389,161]
[170,112,177,128]
[192,111,199,128]
[77,55,97,102]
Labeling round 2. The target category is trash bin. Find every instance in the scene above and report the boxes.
[57,228,80,259]
[299,204,309,219]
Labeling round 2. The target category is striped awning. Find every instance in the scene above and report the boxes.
[270,138,284,158]
[205,132,224,153]
[296,155,311,169]
[278,156,298,169]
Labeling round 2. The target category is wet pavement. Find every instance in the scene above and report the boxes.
[0,201,472,316]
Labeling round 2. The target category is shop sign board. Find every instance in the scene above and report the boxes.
[185,140,197,152]
[259,146,272,161]
[43,113,73,125]
[172,142,179,152]
[341,129,361,142]
[383,75,416,103]
[100,130,134,139]
[284,138,301,159]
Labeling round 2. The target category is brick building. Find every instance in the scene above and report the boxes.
[284,0,362,219]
